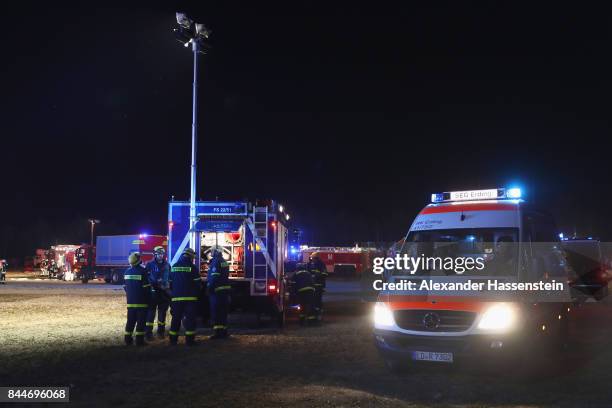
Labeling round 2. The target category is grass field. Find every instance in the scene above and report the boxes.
[2,283,612,407]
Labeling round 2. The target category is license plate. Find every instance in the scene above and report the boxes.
[411,351,453,363]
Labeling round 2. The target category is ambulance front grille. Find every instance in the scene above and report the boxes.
[393,310,476,332]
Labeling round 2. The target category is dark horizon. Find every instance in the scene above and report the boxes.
[3,2,612,259]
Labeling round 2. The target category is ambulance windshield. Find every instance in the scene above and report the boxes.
[397,228,519,277]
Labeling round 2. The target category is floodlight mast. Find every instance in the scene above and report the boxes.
[173,12,211,265]
[189,37,199,256]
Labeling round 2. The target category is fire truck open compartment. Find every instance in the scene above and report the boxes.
[168,201,290,326]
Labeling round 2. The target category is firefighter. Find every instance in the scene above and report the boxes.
[124,252,151,346]
[308,253,328,321]
[0,260,6,284]
[169,247,201,346]
[145,246,171,339]
[292,263,316,325]
[208,247,231,339]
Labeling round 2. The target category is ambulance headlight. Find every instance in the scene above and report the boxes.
[478,304,516,331]
[374,303,395,327]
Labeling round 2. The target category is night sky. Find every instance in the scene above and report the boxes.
[2,2,612,260]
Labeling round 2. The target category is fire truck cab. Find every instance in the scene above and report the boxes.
[168,200,290,326]
[374,188,573,371]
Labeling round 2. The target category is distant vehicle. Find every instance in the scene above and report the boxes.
[95,234,167,284]
[301,246,382,276]
[23,256,35,272]
[42,245,80,280]
[70,244,96,283]
[562,238,609,301]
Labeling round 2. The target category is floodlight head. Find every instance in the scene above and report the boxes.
[173,27,192,45]
[176,12,193,28]
[195,23,211,39]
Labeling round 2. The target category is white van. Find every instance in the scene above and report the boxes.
[374,188,572,371]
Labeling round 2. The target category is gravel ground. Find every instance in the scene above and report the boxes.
[1,283,612,407]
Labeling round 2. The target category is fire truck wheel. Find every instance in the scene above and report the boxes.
[81,278,89,284]
[104,278,111,284]
[111,271,120,285]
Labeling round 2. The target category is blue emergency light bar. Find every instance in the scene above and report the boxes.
[431,187,522,203]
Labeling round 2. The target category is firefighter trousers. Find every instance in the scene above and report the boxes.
[146,290,170,334]
[209,292,229,332]
[169,300,197,343]
[125,306,148,341]
[313,285,324,315]
[297,289,316,323]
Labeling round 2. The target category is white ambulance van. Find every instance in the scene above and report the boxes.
[374,188,572,371]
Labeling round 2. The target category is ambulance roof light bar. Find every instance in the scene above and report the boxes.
[431,187,522,203]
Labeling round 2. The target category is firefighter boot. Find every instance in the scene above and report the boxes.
[135,334,147,346]
[221,328,231,339]
[124,334,133,346]
[210,329,224,340]
[169,333,178,346]
[157,325,166,339]
[145,323,154,340]
[186,334,197,346]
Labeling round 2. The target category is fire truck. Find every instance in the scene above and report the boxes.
[41,245,81,279]
[95,235,167,284]
[301,246,381,276]
[374,187,573,372]
[168,200,290,326]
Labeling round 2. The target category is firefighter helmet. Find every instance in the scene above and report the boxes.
[153,246,165,255]
[128,252,141,266]
[182,248,197,259]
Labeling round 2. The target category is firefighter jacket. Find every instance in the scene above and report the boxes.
[169,255,201,301]
[124,263,151,307]
[308,259,328,288]
[207,254,231,294]
[146,259,170,290]
[292,269,315,293]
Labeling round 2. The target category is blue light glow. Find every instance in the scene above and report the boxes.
[431,193,444,203]
[506,188,522,199]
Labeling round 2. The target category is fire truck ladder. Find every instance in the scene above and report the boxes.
[245,206,276,296]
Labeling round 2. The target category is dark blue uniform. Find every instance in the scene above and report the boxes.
[145,259,171,336]
[308,258,328,320]
[208,253,231,337]
[124,263,151,345]
[292,268,316,324]
[169,254,201,344]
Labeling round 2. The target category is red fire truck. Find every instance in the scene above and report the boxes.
[41,245,81,279]
[301,246,381,276]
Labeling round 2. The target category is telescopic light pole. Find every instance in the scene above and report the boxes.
[174,13,211,266]
[189,38,199,251]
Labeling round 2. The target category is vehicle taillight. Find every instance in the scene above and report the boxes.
[268,279,278,294]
